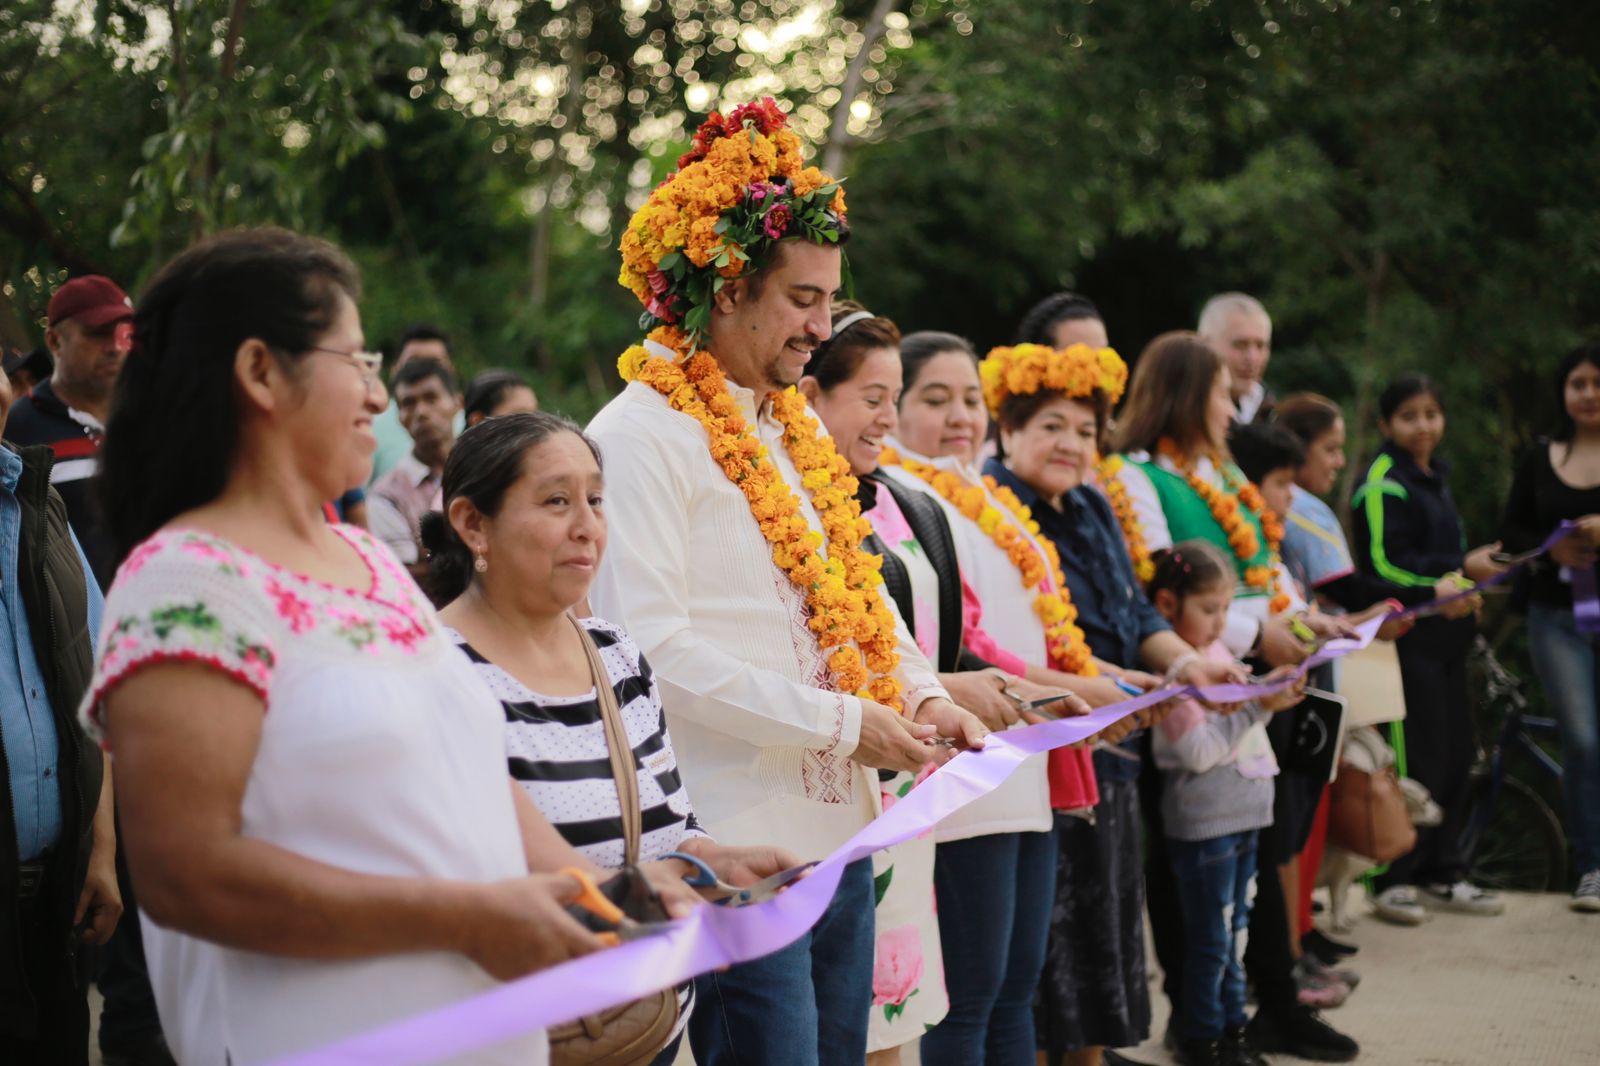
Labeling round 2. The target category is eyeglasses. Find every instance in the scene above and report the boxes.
[308,346,384,388]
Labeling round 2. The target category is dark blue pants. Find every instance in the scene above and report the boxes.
[1169,831,1258,1042]
[689,857,874,1066]
[921,830,1056,1066]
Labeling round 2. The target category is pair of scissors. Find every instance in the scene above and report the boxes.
[560,867,676,944]
[662,851,819,907]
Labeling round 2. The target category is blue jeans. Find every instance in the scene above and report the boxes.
[1528,601,1600,875]
[689,857,874,1066]
[921,830,1056,1066]
[1168,831,1258,1042]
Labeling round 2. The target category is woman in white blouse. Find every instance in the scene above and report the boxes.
[87,229,607,1065]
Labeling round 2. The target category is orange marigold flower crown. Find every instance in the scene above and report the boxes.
[978,342,1129,419]
[616,97,848,352]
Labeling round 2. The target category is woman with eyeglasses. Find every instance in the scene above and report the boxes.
[86,228,608,1065]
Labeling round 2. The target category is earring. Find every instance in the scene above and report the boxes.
[473,551,488,574]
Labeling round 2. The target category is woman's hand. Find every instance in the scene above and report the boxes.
[912,696,991,751]
[636,861,714,919]
[1432,574,1480,620]
[675,838,806,891]
[939,670,1020,731]
[1002,675,1093,725]
[1551,530,1598,569]
[1578,516,1600,547]
[1256,666,1308,714]
[468,873,609,980]
[1257,615,1311,667]
[1303,611,1357,641]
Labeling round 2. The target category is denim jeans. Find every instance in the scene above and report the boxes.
[921,830,1056,1066]
[1168,831,1258,1042]
[1528,601,1600,875]
[689,857,873,1066]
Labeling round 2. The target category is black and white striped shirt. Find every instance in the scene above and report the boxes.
[448,617,707,870]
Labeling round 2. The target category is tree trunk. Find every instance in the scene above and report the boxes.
[822,0,899,177]
[529,0,590,342]
[1335,249,1390,528]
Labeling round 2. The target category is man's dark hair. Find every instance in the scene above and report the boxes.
[1016,291,1102,346]
[393,357,457,396]
[395,322,452,360]
[1229,420,1306,486]
[463,369,534,422]
[100,226,360,562]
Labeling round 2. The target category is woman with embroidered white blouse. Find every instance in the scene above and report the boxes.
[85,229,606,1065]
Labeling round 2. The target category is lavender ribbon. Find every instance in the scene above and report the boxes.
[272,523,1582,1066]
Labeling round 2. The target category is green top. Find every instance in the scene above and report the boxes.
[1135,458,1272,596]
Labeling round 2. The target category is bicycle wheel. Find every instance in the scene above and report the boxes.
[1464,773,1569,892]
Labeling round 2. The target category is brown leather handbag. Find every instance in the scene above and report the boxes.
[1327,763,1418,864]
[549,616,680,1066]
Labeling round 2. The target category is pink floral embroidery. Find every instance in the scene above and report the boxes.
[178,538,235,565]
[381,613,428,652]
[265,578,316,634]
[872,924,924,1006]
[120,540,163,579]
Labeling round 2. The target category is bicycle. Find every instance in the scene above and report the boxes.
[1458,636,1569,892]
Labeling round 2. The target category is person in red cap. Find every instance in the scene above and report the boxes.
[5,275,134,589]
[6,275,175,1066]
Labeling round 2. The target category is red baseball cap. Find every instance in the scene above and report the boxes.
[47,275,134,330]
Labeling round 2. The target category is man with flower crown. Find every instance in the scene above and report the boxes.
[587,99,987,1066]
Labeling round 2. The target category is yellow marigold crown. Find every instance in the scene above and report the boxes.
[616,97,848,342]
[979,342,1129,418]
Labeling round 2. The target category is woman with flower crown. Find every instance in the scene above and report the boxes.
[873,331,1195,1066]
[975,328,1260,1066]
[587,99,988,1066]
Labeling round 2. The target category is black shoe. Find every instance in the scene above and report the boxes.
[100,1032,178,1066]
[1221,1025,1269,1066]
[1303,927,1360,965]
[1177,1038,1224,1066]
[1247,1006,1359,1062]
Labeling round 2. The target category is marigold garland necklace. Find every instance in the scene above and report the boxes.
[880,446,1097,676]
[1095,454,1155,584]
[631,328,904,708]
[1156,438,1292,614]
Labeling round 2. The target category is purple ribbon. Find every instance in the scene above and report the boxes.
[271,523,1581,1066]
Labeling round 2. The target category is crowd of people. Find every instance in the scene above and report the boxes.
[3,98,1597,1066]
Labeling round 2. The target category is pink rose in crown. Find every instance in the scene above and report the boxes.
[763,203,792,240]
[647,269,670,295]
[872,924,924,1006]
[646,292,679,324]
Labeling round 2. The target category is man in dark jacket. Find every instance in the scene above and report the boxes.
[0,365,121,1064]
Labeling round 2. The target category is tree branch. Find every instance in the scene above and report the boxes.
[823,0,899,176]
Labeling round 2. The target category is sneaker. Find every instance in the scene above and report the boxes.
[1247,1006,1360,1063]
[1295,970,1350,1010]
[1421,880,1506,915]
[1303,927,1359,963]
[1572,869,1600,913]
[1221,1025,1269,1066]
[1298,950,1362,991]
[1372,883,1429,924]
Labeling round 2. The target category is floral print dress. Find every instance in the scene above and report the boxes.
[81,526,543,1066]
[863,489,950,1050]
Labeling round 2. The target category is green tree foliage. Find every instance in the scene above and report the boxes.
[3,0,1597,531]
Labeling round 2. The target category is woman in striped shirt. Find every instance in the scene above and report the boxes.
[422,411,803,1065]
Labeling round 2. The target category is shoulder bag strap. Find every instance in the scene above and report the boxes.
[570,614,642,866]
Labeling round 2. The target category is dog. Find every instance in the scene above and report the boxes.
[1317,726,1444,931]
